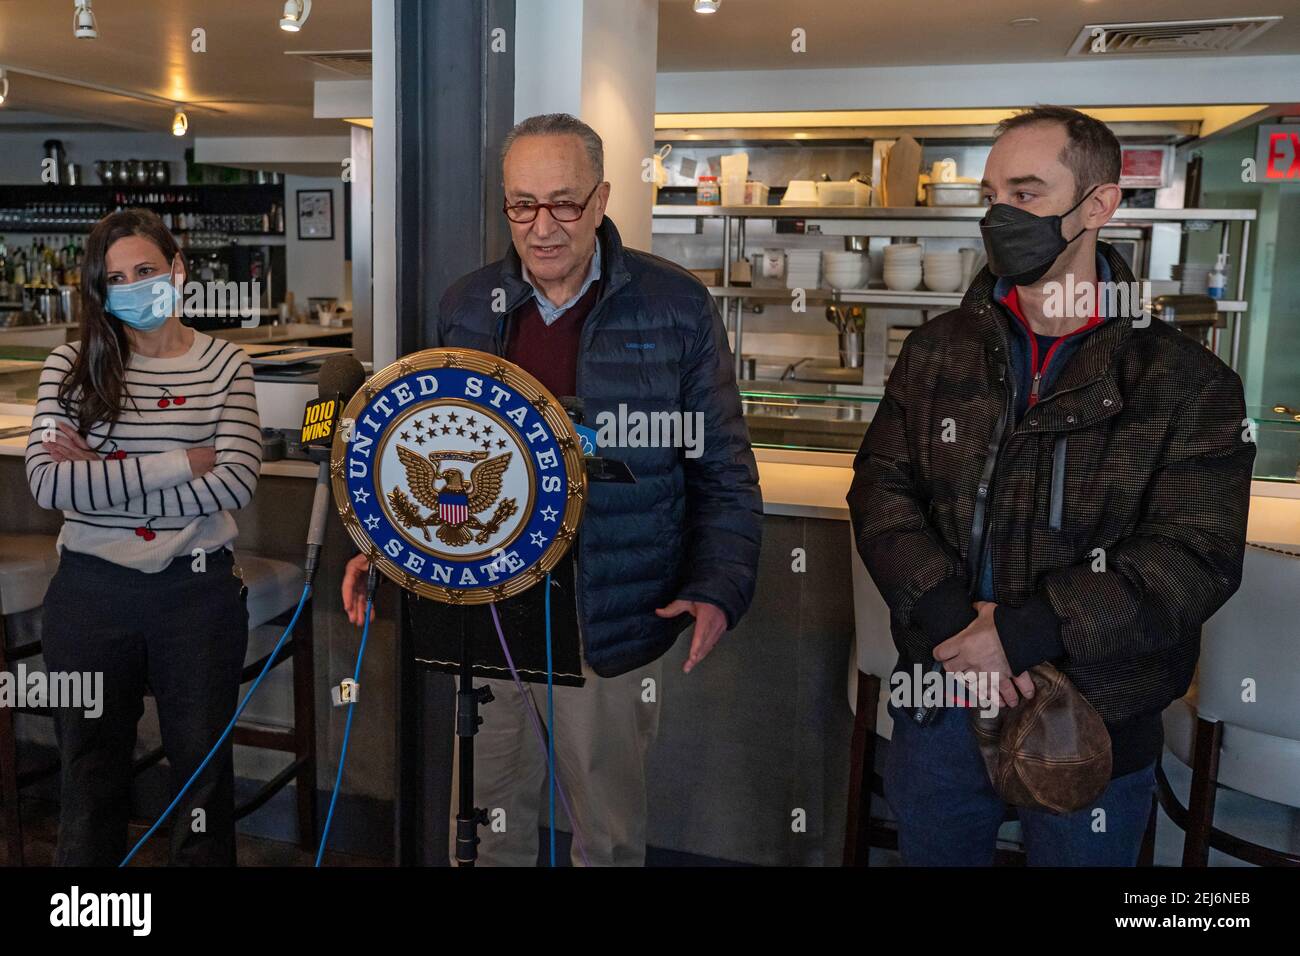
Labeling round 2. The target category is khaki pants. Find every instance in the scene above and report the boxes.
[449,659,663,866]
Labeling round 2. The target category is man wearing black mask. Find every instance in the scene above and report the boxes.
[848,105,1255,865]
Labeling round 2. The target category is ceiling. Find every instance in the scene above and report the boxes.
[0,1,1293,139]
[657,0,1300,71]
[0,0,371,136]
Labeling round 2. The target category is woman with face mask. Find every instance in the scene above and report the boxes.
[23,208,262,865]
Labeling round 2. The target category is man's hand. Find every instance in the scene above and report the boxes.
[655,599,727,674]
[43,422,100,462]
[933,601,1036,708]
[342,553,375,626]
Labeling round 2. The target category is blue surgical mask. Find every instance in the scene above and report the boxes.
[105,275,180,330]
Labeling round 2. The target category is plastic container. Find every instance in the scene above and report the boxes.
[815,180,872,206]
[923,182,983,206]
[744,181,770,206]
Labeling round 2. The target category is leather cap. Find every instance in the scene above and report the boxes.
[970,663,1112,815]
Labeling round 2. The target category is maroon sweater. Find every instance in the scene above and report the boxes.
[505,280,601,397]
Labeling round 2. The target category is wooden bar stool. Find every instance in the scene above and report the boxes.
[131,553,318,851]
[0,533,61,867]
[230,553,317,848]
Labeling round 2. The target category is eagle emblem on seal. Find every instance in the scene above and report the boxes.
[389,445,518,548]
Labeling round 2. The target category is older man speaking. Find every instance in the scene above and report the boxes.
[343,113,762,865]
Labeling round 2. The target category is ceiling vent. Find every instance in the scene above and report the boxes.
[284,49,373,77]
[1067,16,1282,57]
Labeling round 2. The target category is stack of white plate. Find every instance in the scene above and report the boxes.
[1174,263,1211,295]
[923,251,963,293]
[823,251,867,289]
[883,244,922,291]
[785,249,822,289]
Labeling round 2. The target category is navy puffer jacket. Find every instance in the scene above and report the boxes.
[424,218,763,676]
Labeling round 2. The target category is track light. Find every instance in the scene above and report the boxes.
[172,109,189,136]
[279,0,313,32]
[693,0,720,12]
[73,0,98,40]
[0,71,8,107]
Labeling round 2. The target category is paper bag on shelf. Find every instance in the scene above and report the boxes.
[885,135,922,208]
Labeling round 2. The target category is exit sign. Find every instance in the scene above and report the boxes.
[1255,124,1300,182]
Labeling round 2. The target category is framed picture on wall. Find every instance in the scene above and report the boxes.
[296,189,334,240]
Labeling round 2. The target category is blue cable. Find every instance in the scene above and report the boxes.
[545,572,555,868]
[121,583,312,867]
[315,591,373,867]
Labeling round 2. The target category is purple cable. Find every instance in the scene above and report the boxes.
[487,602,592,867]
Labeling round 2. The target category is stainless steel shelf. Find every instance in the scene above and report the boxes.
[654,204,1258,222]
[709,286,961,308]
[667,202,1257,380]
[712,286,1246,313]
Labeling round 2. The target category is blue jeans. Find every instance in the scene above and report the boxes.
[883,702,1156,866]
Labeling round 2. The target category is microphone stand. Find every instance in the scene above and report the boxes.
[447,399,634,867]
[454,633,494,866]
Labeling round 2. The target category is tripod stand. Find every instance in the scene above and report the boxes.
[454,630,493,866]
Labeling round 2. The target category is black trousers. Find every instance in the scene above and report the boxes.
[40,547,248,866]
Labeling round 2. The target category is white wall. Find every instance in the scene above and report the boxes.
[513,0,658,252]
[581,0,657,250]
[656,54,1300,113]
[193,135,349,171]
[514,0,583,119]
[285,174,346,308]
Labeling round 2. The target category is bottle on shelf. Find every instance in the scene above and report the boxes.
[1207,252,1229,300]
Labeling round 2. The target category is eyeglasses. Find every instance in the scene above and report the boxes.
[503,182,601,224]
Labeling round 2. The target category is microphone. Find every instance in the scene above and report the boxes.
[302,355,366,583]
[558,395,635,484]
[559,395,585,424]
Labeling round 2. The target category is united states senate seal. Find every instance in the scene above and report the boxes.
[330,348,587,604]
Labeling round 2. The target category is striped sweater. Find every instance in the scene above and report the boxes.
[24,331,262,573]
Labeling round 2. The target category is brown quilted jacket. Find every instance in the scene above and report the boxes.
[848,243,1256,722]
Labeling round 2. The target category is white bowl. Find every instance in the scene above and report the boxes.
[884,275,921,291]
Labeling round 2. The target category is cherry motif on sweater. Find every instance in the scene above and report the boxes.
[157,386,186,408]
